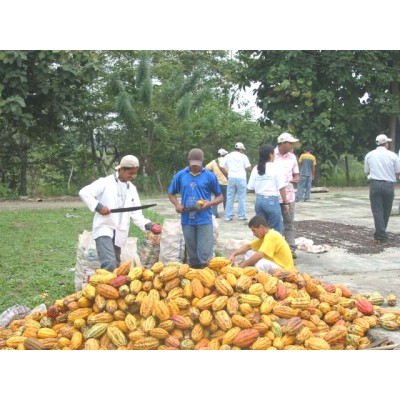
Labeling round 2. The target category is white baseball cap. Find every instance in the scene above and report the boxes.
[376,134,392,145]
[277,132,299,144]
[218,148,228,156]
[235,142,246,150]
[115,155,140,169]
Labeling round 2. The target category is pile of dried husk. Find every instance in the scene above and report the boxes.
[1,257,399,350]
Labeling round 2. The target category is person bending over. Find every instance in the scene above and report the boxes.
[228,215,295,274]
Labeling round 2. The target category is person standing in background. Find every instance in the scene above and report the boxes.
[247,144,288,233]
[205,148,228,218]
[79,155,162,271]
[364,134,400,244]
[274,133,300,259]
[295,146,317,202]
[220,142,252,221]
[167,148,223,268]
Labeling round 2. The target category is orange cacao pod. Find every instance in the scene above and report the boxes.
[232,328,260,348]
[97,284,120,299]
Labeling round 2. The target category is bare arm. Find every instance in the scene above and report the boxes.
[220,166,228,177]
[279,187,289,212]
[228,243,252,264]
[291,173,300,184]
[168,193,184,213]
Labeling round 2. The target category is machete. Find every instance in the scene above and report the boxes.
[182,206,203,213]
[110,204,157,213]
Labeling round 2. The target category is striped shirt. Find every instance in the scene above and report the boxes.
[274,147,299,203]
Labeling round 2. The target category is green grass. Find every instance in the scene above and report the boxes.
[0,207,163,312]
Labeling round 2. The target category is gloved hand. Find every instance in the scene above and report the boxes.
[150,223,162,235]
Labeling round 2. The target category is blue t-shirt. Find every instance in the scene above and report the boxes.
[168,167,222,225]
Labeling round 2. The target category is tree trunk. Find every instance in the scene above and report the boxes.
[389,81,399,151]
[344,155,349,186]
[19,148,28,196]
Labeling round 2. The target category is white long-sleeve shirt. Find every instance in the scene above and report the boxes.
[79,173,151,247]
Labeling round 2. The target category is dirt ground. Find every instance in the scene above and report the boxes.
[296,220,400,255]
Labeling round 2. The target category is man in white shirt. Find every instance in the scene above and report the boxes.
[364,134,400,244]
[274,132,300,258]
[220,142,252,221]
[79,155,162,271]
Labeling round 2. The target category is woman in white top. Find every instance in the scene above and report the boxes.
[247,144,289,233]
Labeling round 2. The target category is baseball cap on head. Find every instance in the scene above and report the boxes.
[218,148,228,156]
[277,132,299,144]
[235,142,246,150]
[376,134,392,145]
[116,155,140,169]
[188,148,204,166]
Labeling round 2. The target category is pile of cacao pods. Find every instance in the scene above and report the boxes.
[1,257,399,350]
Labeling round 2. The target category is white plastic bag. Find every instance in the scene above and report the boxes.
[159,219,186,263]
[159,218,220,264]
[74,230,140,291]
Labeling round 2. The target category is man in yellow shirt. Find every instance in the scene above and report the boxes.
[205,148,228,218]
[228,215,296,273]
[295,147,317,202]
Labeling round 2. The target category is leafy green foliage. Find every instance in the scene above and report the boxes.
[237,50,400,176]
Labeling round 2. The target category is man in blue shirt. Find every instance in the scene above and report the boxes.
[364,134,400,244]
[168,148,223,268]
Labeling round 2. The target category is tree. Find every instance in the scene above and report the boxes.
[0,50,99,195]
[237,50,400,177]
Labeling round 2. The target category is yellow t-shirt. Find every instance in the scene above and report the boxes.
[250,229,296,271]
[205,157,228,185]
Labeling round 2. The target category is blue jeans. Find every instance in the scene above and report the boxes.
[212,184,227,218]
[225,177,247,220]
[296,175,312,201]
[369,180,394,241]
[182,224,214,268]
[255,195,283,233]
[95,235,121,271]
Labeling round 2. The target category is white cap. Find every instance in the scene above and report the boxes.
[218,148,228,156]
[277,132,299,144]
[376,134,392,145]
[115,155,140,169]
[235,142,246,150]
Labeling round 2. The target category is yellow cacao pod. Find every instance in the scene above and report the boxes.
[197,268,216,288]
[214,277,234,296]
[214,310,233,331]
[235,275,253,292]
[304,337,331,350]
[191,278,205,299]
[154,300,171,321]
[231,314,252,329]
[199,310,213,326]
[107,325,127,347]
[212,296,229,312]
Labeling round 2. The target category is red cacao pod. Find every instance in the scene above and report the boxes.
[356,298,374,316]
